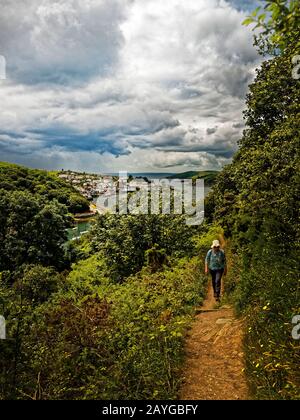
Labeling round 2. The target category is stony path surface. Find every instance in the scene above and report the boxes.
[179,281,249,400]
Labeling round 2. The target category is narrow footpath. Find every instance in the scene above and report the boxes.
[179,281,249,400]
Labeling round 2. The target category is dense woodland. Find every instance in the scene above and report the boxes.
[0,162,90,214]
[0,0,299,400]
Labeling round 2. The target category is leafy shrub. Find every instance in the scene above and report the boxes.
[193,224,224,254]
[221,241,300,400]
[15,265,62,305]
[0,257,206,399]
[207,18,300,399]
[0,190,71,272]
[90,214,197,282]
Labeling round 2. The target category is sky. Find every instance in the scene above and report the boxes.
[0,0,262,174]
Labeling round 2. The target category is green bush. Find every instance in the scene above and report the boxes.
[193,224,224,254]
[221,242,300,400]
[90,214,197,282]
[0,190,71,272]
[207,13,300,398]
[0,257,206,399]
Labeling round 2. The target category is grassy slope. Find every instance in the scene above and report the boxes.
[0,161,89,213]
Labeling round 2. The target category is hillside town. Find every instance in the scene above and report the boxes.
[58,171,146,201]
[58,171,114,200]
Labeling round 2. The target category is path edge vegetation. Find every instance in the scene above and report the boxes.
[206,0,300,399]
[0,0,299,400]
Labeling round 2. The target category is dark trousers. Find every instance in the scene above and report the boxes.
[210,269,224,297]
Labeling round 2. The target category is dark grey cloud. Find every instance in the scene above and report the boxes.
[232,122,245,129]
[156,143,237,159]
[207,127,218,135]
[0,0,261,172]
[0,0,129,85]
[28,129,130,156]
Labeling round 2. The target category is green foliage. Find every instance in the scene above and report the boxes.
[0,161,89,274]
[89,214,196,282]
[235,249,299,399]
[209,10,300,398]
[0,189,71,272]
[193,224,224,254]
[0,162,89,214]
[204,165,239,235]
[15,265,62,305]
[0,172,207,400]
[0,257,206,400]
[243,0,300,55]
[145,245,169,273]
[167,170,219,185]
[68,193,90,214]
[66,254,111,295]
[210,48,300,254]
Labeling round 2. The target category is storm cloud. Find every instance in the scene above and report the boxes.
[0,0,261,172]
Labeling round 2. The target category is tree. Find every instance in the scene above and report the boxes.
[243,0,300,56]
[211,49,299,252]
[0,190,71,272]
[15,265,61,305]
[90,214,196,281]
[210,1,300,399]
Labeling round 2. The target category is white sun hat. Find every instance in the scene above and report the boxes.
[211,240,220,248]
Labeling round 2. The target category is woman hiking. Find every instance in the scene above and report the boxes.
[205,240,227,302]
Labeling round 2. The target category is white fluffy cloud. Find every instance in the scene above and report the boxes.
[0,0,129,84]
[0,0,261,172]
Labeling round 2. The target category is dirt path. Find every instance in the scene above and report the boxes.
[179,280,249,400]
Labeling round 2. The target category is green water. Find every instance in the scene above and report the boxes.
[67,221,91,241]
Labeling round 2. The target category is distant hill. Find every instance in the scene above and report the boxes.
[128,172,176,179]
[167,170,219,185]
[0,162,89,213]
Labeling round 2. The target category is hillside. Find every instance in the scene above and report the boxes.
[167,171,219,186]
[0,162,89,214]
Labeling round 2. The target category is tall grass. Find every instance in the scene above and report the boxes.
[225,244,300,399]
